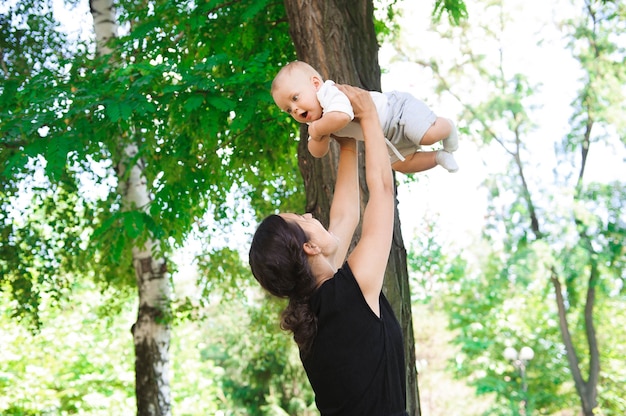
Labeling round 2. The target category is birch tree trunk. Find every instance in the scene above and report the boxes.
[283,1,420,414]
[90,1,171,415]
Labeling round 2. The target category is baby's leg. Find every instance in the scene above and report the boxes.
[391,151,436,174]
[420,117,458,152]
[392,150,458,174]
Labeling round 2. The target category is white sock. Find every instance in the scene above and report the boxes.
[435,150,459,173]
[443,119,459,152]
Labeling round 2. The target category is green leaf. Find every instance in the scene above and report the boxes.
[123,211,145,240]
[105,101,121,122]
[207,95,234,111]
[183,95,204,112]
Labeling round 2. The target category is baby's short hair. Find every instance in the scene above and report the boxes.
[271,61,323,93]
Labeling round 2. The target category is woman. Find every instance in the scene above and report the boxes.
[249,85,407,415]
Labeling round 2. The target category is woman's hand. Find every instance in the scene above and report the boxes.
[336,84,377,122]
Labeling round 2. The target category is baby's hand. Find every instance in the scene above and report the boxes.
[307,122,321,141]
[308,134,331,158]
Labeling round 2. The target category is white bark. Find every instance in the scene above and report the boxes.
[90,2,172,415]
[90,0,117,56]
[122,145,172,416]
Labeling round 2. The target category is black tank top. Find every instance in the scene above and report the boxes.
[301,262,408,415]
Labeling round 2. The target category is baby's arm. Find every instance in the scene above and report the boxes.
[307,81,355,158]
[308,111,352,140]
[306,111,351,158]
[308,135,332,158]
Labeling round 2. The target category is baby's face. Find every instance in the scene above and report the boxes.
[272,71,323,124]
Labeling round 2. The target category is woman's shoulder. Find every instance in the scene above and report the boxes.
[325,262,358,289]
[312,262,377,318]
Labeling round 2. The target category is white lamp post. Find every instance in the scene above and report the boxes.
[504,346,534,415]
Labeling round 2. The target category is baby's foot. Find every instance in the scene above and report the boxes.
[436,150,459,173]
[443,120,458,152]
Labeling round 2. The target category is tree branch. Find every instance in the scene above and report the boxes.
[550,267,586,396]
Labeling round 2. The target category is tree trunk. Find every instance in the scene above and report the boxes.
[90,1,172,415]
[550,266,599,416]
[284,1,420,414]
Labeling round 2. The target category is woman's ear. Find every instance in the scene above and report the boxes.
[303,241,320,255]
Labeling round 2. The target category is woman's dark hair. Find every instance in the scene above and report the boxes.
[249,214,318,355]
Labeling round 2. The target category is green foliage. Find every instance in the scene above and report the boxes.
[112,0,304,216]
[0,170,104,327]
[443,245,576,414]
[373,0,401,42]
[578,183,626,281]
[397,0,626,413]
[0,0,305,323]
[432,0,469,24]
[171,261,315,415]
[1,251,315,415]
[0,0,68,79]
[406,219,467,303]
[169,317,231,415]
[212,293,315,415]
[0,283,136,415]
[565,0,626,141]
[375,0,468,46]
[178,243,255,308]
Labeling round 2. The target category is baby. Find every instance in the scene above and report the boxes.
[271,61,459,174]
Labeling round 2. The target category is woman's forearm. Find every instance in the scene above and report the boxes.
[327,138,360,268]
[330,139,359,224]
[360,116,393,195]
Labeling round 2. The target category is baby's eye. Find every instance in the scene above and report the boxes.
[292,94,299,102]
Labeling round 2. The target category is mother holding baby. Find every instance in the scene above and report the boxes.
[249,84,408,415]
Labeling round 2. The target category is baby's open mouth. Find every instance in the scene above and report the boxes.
[301,111,308,119]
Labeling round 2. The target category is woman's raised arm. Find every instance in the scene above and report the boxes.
[327,136,359,270]
[338,85,394,316]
